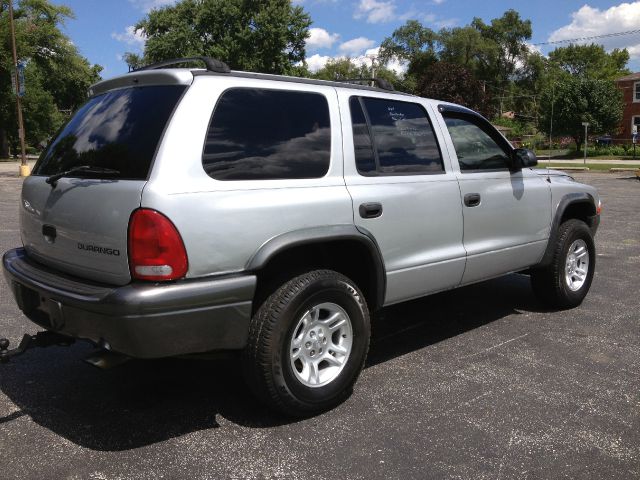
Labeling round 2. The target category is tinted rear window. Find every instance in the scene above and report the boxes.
[202,88,331,180]
[33,85,185,179]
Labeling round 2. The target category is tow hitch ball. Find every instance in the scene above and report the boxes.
[0,332,74,363]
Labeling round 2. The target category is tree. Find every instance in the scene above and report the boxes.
[548,43,630,80]
[130,0,311,75]
[539,76,623,150]
[311,57,369,81]
[438,26,495,73]
[122,52,144,71]
[380,10,533,98]
[311,57,401,87]
[471,9,532,86]
[379,20,438,91]
[0,0,102,157]
[416,62,492,117]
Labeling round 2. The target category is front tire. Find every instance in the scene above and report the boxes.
[531,219,595,309]
[243,270,370,416]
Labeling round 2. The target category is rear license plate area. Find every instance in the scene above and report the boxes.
[13,282,39,314]
[13,282,65,330]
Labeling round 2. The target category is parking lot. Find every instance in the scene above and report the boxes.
[0,171,638,480]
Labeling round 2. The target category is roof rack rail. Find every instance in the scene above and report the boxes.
[335,78,394,91]
[132,56,230,74]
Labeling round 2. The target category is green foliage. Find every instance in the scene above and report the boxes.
[132,0,311,75]
[379,20,437,68]
[539,76,624,150]
[438,26,495,71]
[310,57,402,89]
[0,0,101,156]
[470,9,532,84]
[379,20,437,89]
[586,144,634,157]
[311,57,369,81]
[380,9,533,108]
[122,52,144,71]
[416,61,492,117]
[548,44,630,80]
[380,8,631,143]
[491,116,536,138]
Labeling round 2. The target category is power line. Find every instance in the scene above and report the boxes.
[532,28,640,46]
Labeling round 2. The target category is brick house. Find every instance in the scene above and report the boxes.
[615,72,640,141]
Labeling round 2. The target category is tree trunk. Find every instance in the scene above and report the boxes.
[0,128,8,158]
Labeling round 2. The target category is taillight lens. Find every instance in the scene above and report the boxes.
[128,208,188,281]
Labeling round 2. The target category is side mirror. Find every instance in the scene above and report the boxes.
[512,148,538,169]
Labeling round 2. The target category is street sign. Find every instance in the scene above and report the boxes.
[633,133,637,144]
[17,60,26,97]
[10,61,26,97]
[633,125,638,135]
[581,122,590,127]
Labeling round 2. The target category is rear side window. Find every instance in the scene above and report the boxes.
[349,96,444,176]
[33,85,186,179]
[202,88,331,180]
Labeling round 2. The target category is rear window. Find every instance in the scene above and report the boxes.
[202,88,331,180]
[33,85,186,179]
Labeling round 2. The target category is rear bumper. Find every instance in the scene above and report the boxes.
[2,248,256,358]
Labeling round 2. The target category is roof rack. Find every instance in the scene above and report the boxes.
[335,78,394,91]
[133,56,230,74]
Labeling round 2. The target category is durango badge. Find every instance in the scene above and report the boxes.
[77,242,120,256]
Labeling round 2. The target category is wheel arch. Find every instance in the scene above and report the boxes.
[537,193,597,268]
[246,226,386,312]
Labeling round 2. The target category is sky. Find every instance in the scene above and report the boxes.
[48,0,640,79]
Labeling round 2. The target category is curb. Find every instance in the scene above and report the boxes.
[609,168,639,173]
[551,167,590,171]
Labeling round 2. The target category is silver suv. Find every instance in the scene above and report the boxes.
[3,57,600,415]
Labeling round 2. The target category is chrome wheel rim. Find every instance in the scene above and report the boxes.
[565,239,589,291]
[289,302,353,388]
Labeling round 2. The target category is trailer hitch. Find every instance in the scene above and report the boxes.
[0,331,74,364]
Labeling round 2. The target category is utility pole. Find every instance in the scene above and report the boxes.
[366,53,378,87]
[8,0,30,177]
[548,83,554,166]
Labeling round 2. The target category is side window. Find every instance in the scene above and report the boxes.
[349,97,376,174]
[349,96,444,175]
[443,116,510,171]
[202,88,331,180]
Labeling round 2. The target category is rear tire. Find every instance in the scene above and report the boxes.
[243,270,370,416]
[531,219,595,309]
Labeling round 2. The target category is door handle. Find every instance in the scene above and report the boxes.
[359,202,383,219]
[464,193,481,207]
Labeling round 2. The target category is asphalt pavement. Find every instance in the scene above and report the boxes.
[0,173,638,479]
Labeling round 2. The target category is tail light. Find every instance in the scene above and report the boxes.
[128,208,188,281]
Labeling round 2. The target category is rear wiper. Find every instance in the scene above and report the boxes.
[45,166,120,187]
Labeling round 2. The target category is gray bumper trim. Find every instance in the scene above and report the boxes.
[3,248,256,358]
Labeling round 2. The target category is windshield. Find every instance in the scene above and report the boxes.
[33,85,186,179]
